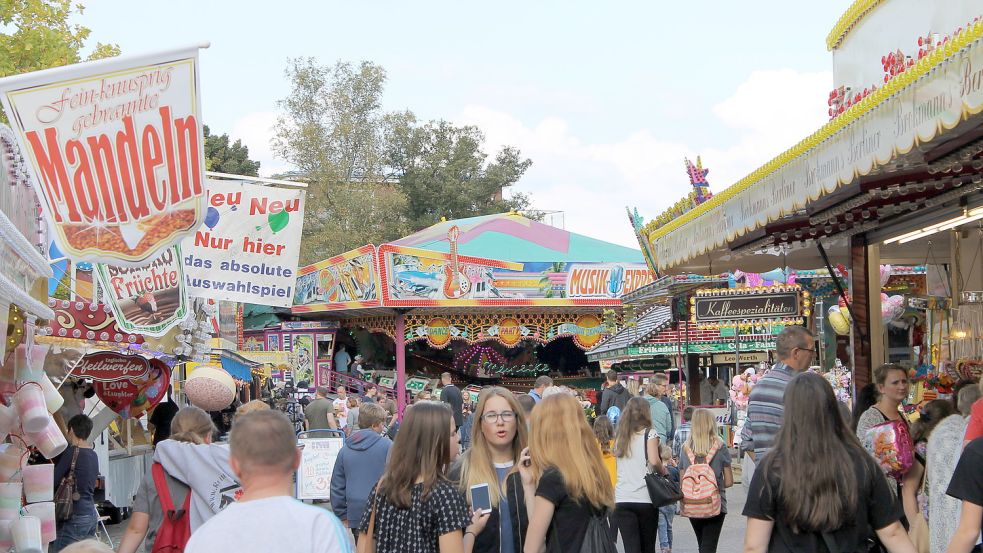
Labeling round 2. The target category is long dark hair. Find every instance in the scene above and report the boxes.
[379,401,453,509]
[851,383,878,431]
[613,397,652,458]
[760,372,866,534]
[911,399,955,444]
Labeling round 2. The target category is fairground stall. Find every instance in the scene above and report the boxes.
[631,1,983,395]
[256,212,654,413]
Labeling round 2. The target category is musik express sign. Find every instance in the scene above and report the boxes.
[565,263,654,298]
[693,288,802,324]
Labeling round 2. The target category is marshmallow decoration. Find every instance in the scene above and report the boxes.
[185,366,236,411]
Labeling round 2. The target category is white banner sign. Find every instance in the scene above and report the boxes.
[181,180,306,307]
[650,37,983,269]
[96,245,189,336]
[0,45,209,266]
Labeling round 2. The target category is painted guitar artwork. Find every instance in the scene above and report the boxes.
[443,225,472,299]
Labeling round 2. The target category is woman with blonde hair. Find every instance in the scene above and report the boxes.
[450,387,530,553]
[519,393,615,553]
[118,406,217,553]
[679,408,732,553]
[612,396,666,553]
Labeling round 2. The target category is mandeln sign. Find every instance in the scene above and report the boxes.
[0,45,209,266]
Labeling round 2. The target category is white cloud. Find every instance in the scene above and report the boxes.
[229,111,290,177]
[455,69,832,249]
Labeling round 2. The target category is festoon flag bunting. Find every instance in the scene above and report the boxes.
[0,44,210,266]
[181,180,306,307]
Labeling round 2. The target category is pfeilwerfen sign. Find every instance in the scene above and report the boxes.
[694,292,800,323]
[0,45,209,266]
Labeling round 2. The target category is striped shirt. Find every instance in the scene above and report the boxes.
[742,363,795,459]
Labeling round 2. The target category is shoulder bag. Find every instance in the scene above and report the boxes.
[54,447,80,522]
[643,429,683,508]
[356,487,378,553]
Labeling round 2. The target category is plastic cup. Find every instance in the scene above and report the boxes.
[11,515,41,553]
[14,385,48,433]
[21,503,54,544]
[0,445,27,481]
[0,404,18,441]
[33,377,62,415]
[22,466,53,503]
[0,520,13,550]
[24,419,66,461]
[0,482,22,520]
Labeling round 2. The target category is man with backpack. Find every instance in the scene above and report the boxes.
[185,410,351,552]
[598,371,629,418]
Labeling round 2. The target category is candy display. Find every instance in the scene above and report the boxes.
[862,419,914,480]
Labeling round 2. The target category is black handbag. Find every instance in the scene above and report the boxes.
[643,429,683,508]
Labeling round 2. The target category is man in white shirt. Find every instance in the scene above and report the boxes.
[699,371,729,405]
[185,410,352,553]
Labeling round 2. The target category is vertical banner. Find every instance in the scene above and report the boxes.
[0,45,209,265]
[95,246,188,336]
[181,180,306,307]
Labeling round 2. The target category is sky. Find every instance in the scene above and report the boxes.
[76,0,854,249]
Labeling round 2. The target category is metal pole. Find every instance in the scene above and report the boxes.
[394,312,407,419]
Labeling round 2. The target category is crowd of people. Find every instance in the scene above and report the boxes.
[42,327,983,553]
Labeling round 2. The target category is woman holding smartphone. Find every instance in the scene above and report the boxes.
[520,393,615,553]
[357,402,487,553]
[450,387,530,553]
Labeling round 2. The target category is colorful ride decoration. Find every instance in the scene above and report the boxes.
[404,312,604,351]
[646,157,716,232]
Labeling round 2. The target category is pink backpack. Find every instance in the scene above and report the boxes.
[680,442,721,518]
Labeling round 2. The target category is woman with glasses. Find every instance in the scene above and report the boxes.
[450,387,530,553]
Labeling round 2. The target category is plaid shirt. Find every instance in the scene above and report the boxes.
[672,422,691,459]
[743,363,795,459]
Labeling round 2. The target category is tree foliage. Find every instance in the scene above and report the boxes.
[0,1,120,124]
[273,59,408,265]
[203,125,260,176]
[387,119,533,230]
[273,58,535,265]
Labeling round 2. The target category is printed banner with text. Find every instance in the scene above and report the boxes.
[96,245,189,336]
[0,46,209,265]
[182,180,306,307]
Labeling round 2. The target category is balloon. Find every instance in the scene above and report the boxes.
[205,207,220,230]
[879,265,892,287]
[268,210,289,233]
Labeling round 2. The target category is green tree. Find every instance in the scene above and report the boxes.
[0,1,120,124]
[273,58,408,264]
[203,125,260,176]
[385,119,533,230]
[272,58,536,265]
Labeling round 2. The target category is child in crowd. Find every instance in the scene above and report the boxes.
[593,416,617,487]
[658,444,678,553]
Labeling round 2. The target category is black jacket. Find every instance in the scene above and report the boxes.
[449,456,529,553]
[599,383,629,416]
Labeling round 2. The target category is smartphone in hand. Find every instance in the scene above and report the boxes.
[470,483,492,514]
